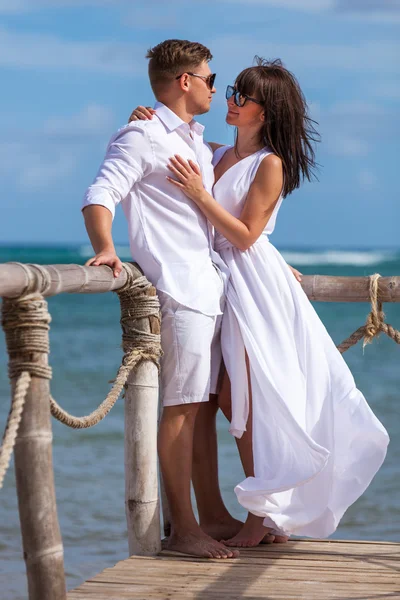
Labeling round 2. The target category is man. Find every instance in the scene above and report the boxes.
[82,39,240,559]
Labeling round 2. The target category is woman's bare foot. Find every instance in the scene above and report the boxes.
[222,513,277,548]
[261,532,289,544]
[167,530,240,559]
[201,515,244,541]
[271,534,289,544]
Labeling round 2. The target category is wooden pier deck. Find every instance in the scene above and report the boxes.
[67,539,400,599]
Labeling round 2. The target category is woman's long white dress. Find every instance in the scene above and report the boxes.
[213,145,389,538]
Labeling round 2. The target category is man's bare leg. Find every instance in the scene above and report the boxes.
[158,402,239,558]
[218,364,289,547]
[192,394,243,541]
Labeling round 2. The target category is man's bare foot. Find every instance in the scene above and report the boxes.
[223,513,278,548]
[167,530,240,559]
[201,515,244,541]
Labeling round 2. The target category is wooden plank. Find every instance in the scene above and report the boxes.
[112,554,400,568]
[157,540,400,557]
[92,573,399,587]
[104,561,399,576]
[93,557,399,576]
[68,581,399,600]
[67,540,400,600]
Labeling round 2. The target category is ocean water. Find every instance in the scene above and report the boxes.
[0,245,399,599]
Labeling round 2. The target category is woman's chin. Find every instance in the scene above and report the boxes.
[226,114,237,125]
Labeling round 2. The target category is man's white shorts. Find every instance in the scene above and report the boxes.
[158,274,225,407]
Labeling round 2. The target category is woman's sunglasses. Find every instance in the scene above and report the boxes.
[176,72,216,90]
[226,85,262,107]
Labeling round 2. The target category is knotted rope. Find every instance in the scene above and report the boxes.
[338,273,400,353]
[0,264,161,488]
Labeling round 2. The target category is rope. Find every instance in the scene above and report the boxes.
[0,264,161,487]
[48,267,161,428]
[0,372,31,489]
[338,273,400,353]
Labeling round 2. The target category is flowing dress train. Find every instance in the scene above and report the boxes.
[213,145,389,538]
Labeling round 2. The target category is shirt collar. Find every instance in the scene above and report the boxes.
[154,101,204,136]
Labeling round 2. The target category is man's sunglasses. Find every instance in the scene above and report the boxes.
[226,85,262,107]
[176,72,216,90]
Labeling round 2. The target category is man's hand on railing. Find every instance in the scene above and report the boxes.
[85,250,123,278]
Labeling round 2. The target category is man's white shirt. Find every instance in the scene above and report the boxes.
[82,102,228,316]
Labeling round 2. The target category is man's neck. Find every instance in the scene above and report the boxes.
[158,97,195,124]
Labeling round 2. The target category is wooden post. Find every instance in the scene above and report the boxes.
[10,312,66,599]
[123,275,161,555]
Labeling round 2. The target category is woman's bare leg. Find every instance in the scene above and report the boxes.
[218,362,289,547]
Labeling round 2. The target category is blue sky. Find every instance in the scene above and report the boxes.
[0,0,399,248]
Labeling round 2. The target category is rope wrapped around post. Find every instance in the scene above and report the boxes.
[0,263,161,489]
[338,273,400,353]
[0,293,52,489]
[49,266,162,428]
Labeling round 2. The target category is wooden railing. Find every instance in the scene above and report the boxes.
[0,262,399,600]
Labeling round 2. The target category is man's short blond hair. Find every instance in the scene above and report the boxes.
[146,39,213,97]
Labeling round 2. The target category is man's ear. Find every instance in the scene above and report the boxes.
[179,73,190,91]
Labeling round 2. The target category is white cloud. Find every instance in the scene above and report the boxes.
[369,82,400,99]
[0,0,122,13]
[44,104,115,138]
[329,136,371,158]
[124,0,181,29]
[218,0,333,8]
[19,154,78,191]
[327,101,396,140]
[335,0,400,13]
[3,0,400,23]
[216,0,400,20]
[209,37,399,75]
[0,140,78,191]
[337,12,400,23]
[310,101,396,158]
[0,104,115,191]
[0,27,143,75]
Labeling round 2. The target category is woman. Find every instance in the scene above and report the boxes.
[132,58,389,547]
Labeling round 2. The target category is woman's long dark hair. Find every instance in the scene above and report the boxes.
[235,57,319,197]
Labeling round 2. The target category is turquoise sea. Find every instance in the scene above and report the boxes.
[0,245,399,600]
